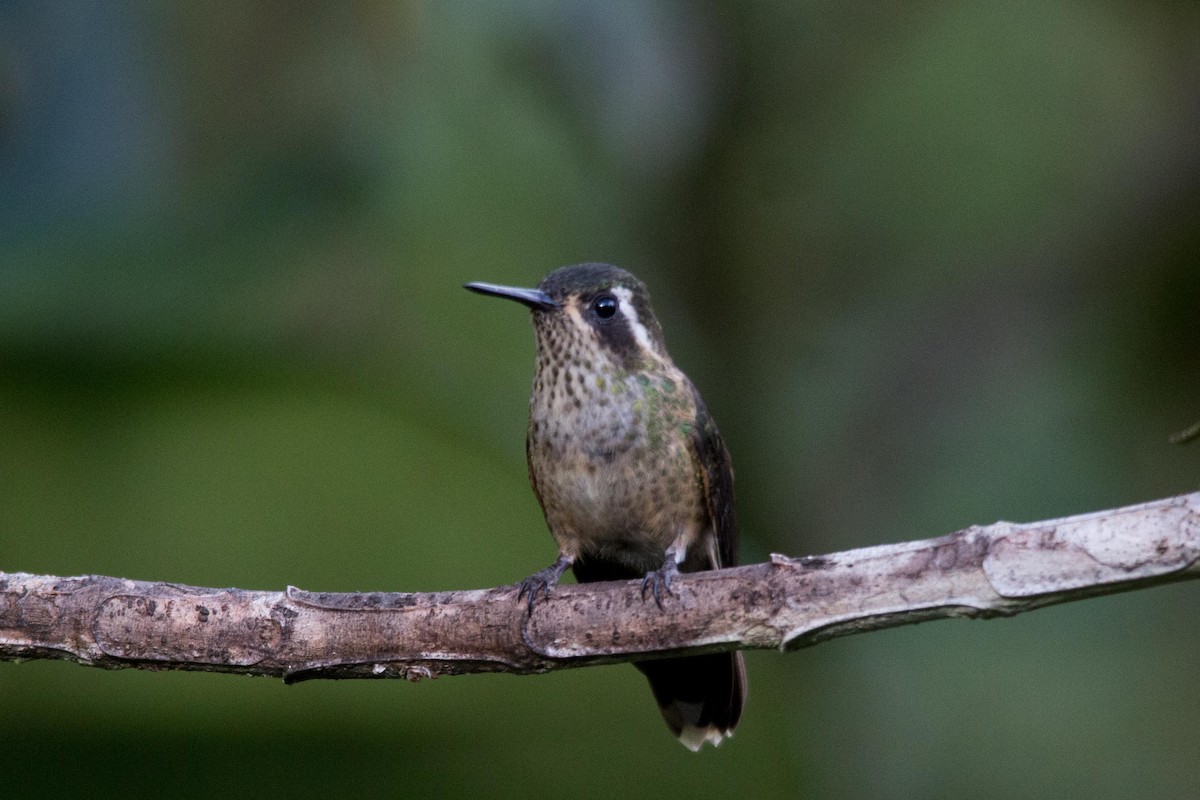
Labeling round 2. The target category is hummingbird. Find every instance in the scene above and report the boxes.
[465,263,746,750]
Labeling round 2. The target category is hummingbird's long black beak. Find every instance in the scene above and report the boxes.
[464,282,560,311]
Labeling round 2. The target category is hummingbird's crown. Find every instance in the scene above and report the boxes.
[537,262,642,299]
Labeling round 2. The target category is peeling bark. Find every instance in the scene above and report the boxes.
[2,492,1198,682]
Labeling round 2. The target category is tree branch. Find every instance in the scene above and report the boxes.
[2,492,1198,683]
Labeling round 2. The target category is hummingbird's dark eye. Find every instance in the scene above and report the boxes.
[592,295,618,320]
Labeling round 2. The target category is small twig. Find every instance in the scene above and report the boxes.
[2,492,1197,682]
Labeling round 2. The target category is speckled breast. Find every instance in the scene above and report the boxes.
[526,363,706,570]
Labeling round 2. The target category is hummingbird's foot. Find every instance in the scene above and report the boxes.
[516,553,574,614]
[641,561,681,610]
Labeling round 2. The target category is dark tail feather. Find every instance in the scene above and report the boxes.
[635,652,747,751]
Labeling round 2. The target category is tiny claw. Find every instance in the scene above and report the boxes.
[640,563,679,610]
[517,574,551,614]
[516,554,573,615]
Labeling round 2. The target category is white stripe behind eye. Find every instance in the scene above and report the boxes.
[612,286,657,357]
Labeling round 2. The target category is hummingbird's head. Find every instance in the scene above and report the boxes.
[466,263,669,370]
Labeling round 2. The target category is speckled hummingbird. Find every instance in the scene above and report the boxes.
[465,263,746,750]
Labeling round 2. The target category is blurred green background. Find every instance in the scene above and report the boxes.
[2,2,1198,798]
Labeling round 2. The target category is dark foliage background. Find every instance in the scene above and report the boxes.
[1,3,1197,798]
